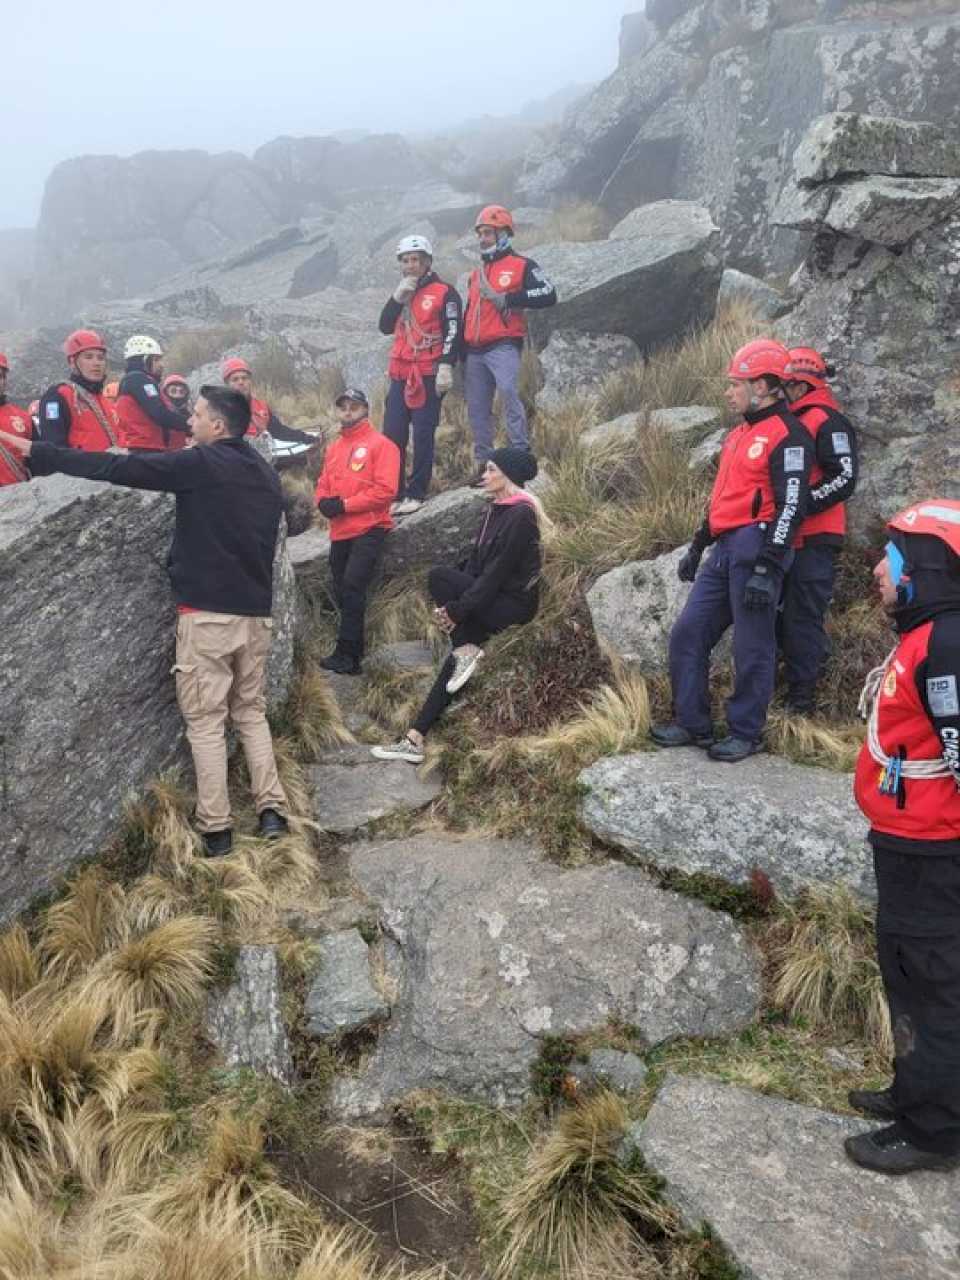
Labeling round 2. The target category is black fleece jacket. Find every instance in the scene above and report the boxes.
[445,499,542,624]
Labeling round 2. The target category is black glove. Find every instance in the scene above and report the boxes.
[677,547,703,583]
[743,564,777,610]
[317,496,345,518]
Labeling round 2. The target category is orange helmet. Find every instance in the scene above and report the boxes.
[727,338,791,382]
[222,357,251,380]
[888,500,960,561]
[785,346,830,389]
[475,204,514,233]
[64,329,106,359]
[162,374,189,392]
[0,352,8,372]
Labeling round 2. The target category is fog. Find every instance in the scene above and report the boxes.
[5,0,634,229]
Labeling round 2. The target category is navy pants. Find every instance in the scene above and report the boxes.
[669,524,791,743]
[780,542,837,698]
[383,375,441,501]
[328,528,387,660]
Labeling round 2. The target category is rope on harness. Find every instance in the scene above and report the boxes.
[858,647,952,779]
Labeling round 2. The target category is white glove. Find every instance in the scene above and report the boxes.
[435,364,454,395]
[393,276,418,304]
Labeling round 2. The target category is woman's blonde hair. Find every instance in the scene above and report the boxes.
[500,477,557,543]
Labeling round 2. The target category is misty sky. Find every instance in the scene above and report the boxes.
[5,0,635,230]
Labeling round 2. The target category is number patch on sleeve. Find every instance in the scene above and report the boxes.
[784,446,805,473]
[928,675,960,717]
[832,431,850,453]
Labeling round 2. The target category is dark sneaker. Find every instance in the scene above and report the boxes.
[844,1123,960,1175]
[201,829,233,858]
[708,735,765,763]
[319,652,361,675]
[258,808,288,839]
[848,1087,896,1120]
[650,723,714,749]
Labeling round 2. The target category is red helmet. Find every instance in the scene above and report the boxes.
[222,357,252,380]
[0,352,8,372]
[888,500,960,560]
[727,338,791,382]
[64,329,106,359]
[475,204,514,233]
[785,346,829,389]
[162,374,189,391]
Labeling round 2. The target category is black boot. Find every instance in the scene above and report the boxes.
[650,723,714,749]
[848,1086,896,1120]
[319,652,361,675]
[708,735,764,763]
[201,829,233,858]
[258,808,288,839]
[844,1123,960,1175]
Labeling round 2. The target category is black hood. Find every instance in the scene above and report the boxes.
[892,530,960,632]
[70,370,106,395]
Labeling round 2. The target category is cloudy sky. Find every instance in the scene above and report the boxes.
[5,0,636,229]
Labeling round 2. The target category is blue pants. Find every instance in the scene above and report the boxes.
[464,343,529,463]
[780,542,837,696]
[383,375,440,501]
[669,524,791,743]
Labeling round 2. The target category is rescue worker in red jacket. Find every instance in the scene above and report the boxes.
[116,335,191,452]
[162,373,192,423]
[845,500,960,1175]
[221,357,316,448]
[462,205,556,482]
[378,235,462,516]
[314,388,400,674]
[651,339,814,762]
[0,352,32,486]
[37,330,122,451]
[780,346,859,712]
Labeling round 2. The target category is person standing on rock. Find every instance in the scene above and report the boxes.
[650,339,814,763]
[370,448,546,764]
[116,335,192,452]
[779,347,859,713]
[846,500,960,1175]
[221,357,317,448]
[0,386,291,858]
[37,330,123,451]
[0,353,32,486]
[462,206,556,484]
[314,388,400,675]
[379,235,462,516]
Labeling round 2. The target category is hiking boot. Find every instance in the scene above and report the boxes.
[446,648,484,693]
[201,829,233,858]
[258,808,288,839]
[844,1124,960,1175]
[708,735,765,763]
[371,735,425,765]
[650,723,714,749]
[319,652,361,675]
[848,1086,896,1120]
[393,497,423,516]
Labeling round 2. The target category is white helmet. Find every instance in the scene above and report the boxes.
[396,235,433,259]
[123,334,163,360]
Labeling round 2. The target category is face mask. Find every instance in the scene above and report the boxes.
[886,540,915,604]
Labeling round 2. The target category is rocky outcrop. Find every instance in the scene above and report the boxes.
[527,201,721,350]
[305,930,390,1038]
[579,749,872,903]
[535,330,640,411]
[205,945,293,1083]
[330,835,760,1117]
[629,1074,960,1280]
[0,476,298,925]
[310,746,441,835]
[717,267,785,321]
[586,547,700,671]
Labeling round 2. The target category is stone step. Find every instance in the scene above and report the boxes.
[309,745,441,836]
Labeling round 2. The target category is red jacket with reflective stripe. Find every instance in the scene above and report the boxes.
[792,387,855,543]
[388,280,450,377]
[314,419,400,542]
[464,255,529,347]
[855,621,960,842]
[0,402,31,485]
[116,387,188,452]
[56,382,121,452]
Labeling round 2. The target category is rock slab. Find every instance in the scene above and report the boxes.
[586,547,699,672]
[205,945,293,1084]
[310,746,441,835]
[535,329,639,412]
[330,835,760,1117]
[305,929,390,1037]
[630,1074,960,1280]
[580,749,873,904]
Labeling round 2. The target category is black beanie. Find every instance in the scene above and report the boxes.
[490,447,538,487]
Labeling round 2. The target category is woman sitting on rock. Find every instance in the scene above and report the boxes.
[372,447,548,764]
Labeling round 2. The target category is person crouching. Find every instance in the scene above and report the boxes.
[315,388,401,675]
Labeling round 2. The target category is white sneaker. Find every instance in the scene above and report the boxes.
[393,498,423,516]
[446,649,484,694]
[371,736,425,764]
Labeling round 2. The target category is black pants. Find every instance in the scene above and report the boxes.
[383,376,441,501]
[328,527,387,660]
[779,542,838,700]
[412,566,534,735]
[874,846,960,1155]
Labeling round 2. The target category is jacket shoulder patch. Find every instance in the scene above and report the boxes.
[928,675,960,717]
[784,446,806,472]
[831,431,850,453]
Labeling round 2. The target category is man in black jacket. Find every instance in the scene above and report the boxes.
[1,386,289,857]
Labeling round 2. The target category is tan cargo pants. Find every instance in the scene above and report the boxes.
[173,611,287,833]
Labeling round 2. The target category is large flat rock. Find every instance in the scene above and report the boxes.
[384,486,487,581]
[330,835,760,1117]
[630,1074,960,1280]
[579,749,872,903]
[310,745,441,835]
[793,111,960,187]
